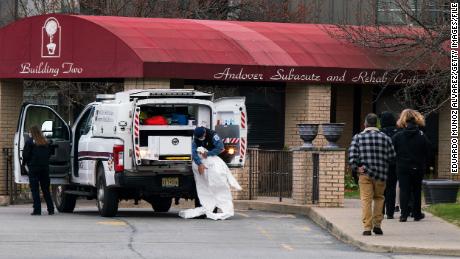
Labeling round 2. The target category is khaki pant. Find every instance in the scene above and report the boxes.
[359,174,386,231]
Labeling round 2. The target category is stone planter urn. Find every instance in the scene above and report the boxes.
[321,123,345,149]
[297,123,319,149]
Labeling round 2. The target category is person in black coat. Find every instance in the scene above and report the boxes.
[392,109,431,222]
[379,111,400,219]
[22,125,55,216]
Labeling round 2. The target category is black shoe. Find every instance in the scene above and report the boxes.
[48,211,55,215]
[399,216,407,222]
[387,215,394,219]
[395,206,400,212]
[362,231,372,236]
[30,212,41,216]
[373,227,383,235]
[414,213,425,221]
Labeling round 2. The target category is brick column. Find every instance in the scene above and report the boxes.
[291,148,345,207]
[230,165,250,200]
[124,78,170,90]
[285,84,331,148]
[0,80,24,205]
[292,150,313,204]
[318,150,345,207]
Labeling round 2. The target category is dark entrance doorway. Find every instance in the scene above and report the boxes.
[186,80,286,149]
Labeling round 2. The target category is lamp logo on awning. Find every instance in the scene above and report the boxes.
[41,17,61,58]
[18,17,85,77]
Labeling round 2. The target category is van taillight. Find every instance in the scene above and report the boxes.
[113,145,124,173]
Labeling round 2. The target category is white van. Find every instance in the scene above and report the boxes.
[14,89,247,217]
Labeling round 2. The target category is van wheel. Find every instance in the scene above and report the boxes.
[96,166,119,217]
[148,197,172,212]
[52,185,77,213]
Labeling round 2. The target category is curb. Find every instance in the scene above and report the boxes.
[234,200,460,257]
[234,200,313,215]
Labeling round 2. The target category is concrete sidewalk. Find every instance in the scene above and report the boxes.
[234,198,460,257]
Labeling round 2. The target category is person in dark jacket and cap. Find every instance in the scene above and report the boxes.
[379,111,400,219]
[192,126,225,175]
[392,109,431,222]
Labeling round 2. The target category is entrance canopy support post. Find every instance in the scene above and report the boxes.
[0,79,23,204]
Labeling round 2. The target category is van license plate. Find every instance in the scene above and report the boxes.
[162,177,179,188]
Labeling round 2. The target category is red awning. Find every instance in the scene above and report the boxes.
[0,14,419,84]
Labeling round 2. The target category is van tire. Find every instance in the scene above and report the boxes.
[96,165,118,217]
[52,185,77,213]
[149,197,172,212]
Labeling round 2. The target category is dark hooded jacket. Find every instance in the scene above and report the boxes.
[380,112,400,139]
[392,122,432,171]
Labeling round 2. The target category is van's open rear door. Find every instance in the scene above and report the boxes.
[14,104,71,184]
[213,97,247,167]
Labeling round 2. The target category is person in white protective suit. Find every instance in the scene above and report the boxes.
[179,147,242,220]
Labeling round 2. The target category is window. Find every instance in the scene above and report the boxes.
[24,106,69,140]
[75,107,94,137]
[376,0,417,25]
[422,0,450,25]
[81,108,95,135]
[377,0,450,25]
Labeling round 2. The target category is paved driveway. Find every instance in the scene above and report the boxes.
[0,204,454,259]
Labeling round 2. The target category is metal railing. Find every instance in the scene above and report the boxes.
[248,149,293,202]
[2,147,19,203]
[312,153,320,204]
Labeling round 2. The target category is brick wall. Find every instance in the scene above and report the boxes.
[124,78,170,90]
[285,84,331,148]
[0,80,24,197]
[335,86,354,149]
[438,103,459,180]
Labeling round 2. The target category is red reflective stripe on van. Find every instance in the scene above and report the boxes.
[240,138,246,157]
[224,138,239,144]
[134,108,141,165]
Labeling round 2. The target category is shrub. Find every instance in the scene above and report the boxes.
[345,173,358,190]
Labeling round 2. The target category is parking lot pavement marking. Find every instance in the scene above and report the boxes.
[299,226,311,232]
[236,212,250,218]
[97,220,127,226]
[280,244,294,251]
[256,226,274,240]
